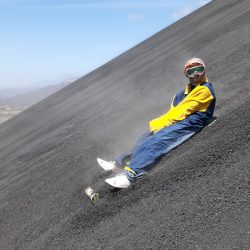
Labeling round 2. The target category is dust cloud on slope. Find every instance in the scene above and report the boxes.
[0,0,249,249]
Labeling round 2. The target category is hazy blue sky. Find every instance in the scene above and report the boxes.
[0,0,211,89]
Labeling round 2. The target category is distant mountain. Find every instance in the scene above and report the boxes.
[0,87,38,98]
[0,77,78,106]
[0,1,249,249]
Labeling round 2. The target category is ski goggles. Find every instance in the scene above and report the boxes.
[185,66,205,78]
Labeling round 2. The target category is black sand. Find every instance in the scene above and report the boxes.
[0,0,249,249]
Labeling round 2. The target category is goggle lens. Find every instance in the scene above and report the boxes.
[186,66,205,77]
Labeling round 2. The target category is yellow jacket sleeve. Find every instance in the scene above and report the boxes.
[149,86,214,132]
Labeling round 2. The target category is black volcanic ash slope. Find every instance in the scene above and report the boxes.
[0,0,249,249]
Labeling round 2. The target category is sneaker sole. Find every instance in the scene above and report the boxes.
[97,158,116,171]
[105,178,131,189]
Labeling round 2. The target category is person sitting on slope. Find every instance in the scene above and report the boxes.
[98,57,216,188]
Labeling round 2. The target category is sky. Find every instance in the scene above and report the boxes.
[0,0,211,89]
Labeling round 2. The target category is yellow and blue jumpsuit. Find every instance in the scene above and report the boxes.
[115,78,216,181]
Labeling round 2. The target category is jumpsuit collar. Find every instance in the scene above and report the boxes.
[184,77,208,95]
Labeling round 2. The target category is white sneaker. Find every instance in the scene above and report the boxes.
[97,158,116,171]
[105,174,131,188]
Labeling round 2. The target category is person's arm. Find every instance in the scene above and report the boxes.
[149,85,214,132]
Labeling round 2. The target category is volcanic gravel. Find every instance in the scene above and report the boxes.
[0,0,249,249]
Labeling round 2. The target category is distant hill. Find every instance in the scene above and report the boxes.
[0,0,249,249]
[0,77,78,106]
[0,87,38,98]
[0,77,78,124]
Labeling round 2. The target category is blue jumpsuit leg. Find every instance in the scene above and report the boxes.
[125,122,202,181]
[115,131,153,166]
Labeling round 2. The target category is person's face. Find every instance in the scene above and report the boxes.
[188,73,205,85]
[185,66,206,85]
